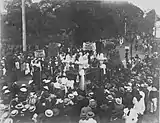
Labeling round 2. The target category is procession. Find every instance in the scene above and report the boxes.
[0,0,160,123]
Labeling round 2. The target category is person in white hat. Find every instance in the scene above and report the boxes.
[123,107,138,123]
[112,98,124,120]
[85,111,97,123]
[45,109,53,118]
[19,84,28,102]
[10,109,18,117]
[3,89,11,104]
[79,112,87,123]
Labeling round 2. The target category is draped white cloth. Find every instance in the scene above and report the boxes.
[124,108,138,123]
[79,69,85,91]
[132,91,145,115]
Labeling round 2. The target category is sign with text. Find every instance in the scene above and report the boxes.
[34,50,45,58]
[83,42,96,51]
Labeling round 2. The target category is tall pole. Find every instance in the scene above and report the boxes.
[22,0,27,52]
[124,18,127,36]
[0,14,2,59]
[0,0,4,59]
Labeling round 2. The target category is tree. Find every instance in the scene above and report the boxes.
[2,0,145,45]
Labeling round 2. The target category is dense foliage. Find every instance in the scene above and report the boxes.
[1,0,157,45]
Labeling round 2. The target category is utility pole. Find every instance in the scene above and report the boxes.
[22,0,27,52]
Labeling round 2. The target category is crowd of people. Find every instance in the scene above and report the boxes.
[0,39,159,123]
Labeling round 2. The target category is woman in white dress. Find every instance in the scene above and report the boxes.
[123,107,138,123]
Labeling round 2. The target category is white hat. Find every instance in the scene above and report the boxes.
[28,80,34,84]
[24,104,30,109]
[20,88,27,92]
[2,86,8,90]
[128,83,132,86]
[4,90,10,94]
[15,103,24,109]
[10,110,18,117]
[68,94,74,99]
[29,106,36,112]
[88,92,94,97]
[152,87,157,91]
[21,84,26,87]
[22,108,27,112]
[45,109,53,117]
[115,98,122,105]
[54,82,61,89]
[43,86,49,90]
[43,80,51,84]
[72,91,78,96]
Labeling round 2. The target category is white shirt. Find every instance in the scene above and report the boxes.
[79,119,87,123]
[86,118,97,123]
[125,108,138,123]
[66,80,74,89]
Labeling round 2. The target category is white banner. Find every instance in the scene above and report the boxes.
[34,50,45,58]
[83,42,96,51]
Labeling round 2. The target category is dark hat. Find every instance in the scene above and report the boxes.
[77,95,85,101]
[52,108,60,116]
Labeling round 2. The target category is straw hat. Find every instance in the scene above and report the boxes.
[21,84,26,87]
[4,90,10,94]
[20,88,27,92]
[152,87,157,91]
[2,86,8,90]
[88,92,94,97]
[22,108,27,112]
[43,79,51,84]
[15,103,24,109]
[10,110,18,117]
[68,94,74,99]
[29,105,36,112]
[86,111,95,118]
[24,104,30,109]
[45,109,53,117]
[115,98,122,105]
[43,86,49,90]
[28,80,34,85]
[106,95,114,101]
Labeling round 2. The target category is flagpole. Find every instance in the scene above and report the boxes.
[22,0,27,52]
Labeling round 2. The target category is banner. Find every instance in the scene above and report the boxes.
[83,42,96,51]
[34,50,45,58]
